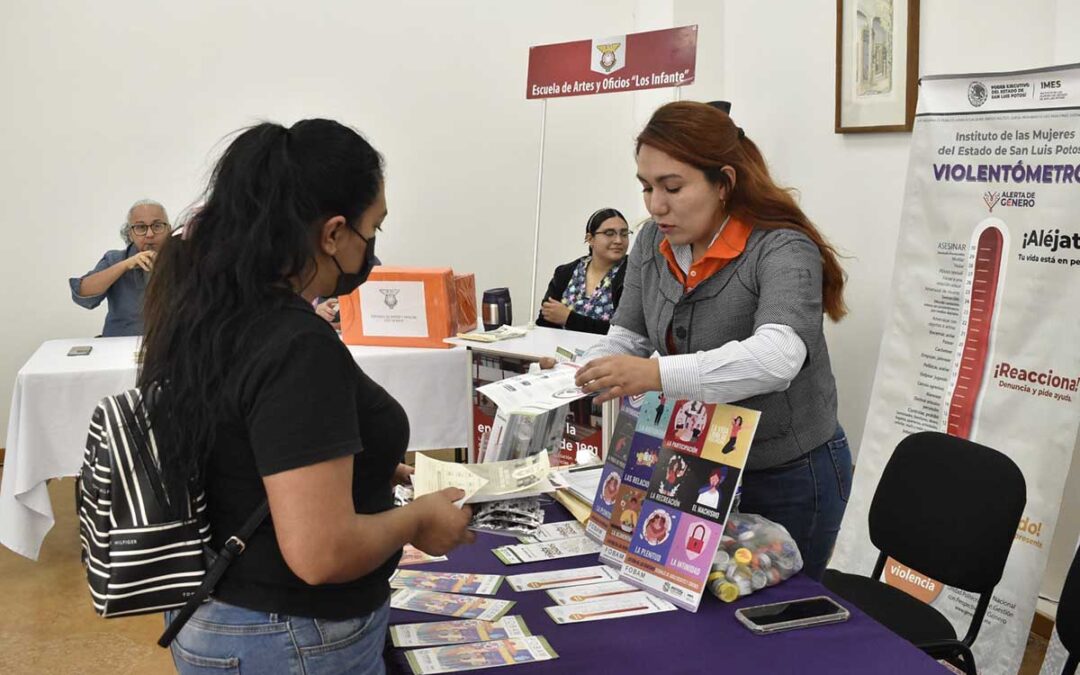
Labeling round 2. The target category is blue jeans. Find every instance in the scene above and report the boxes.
[738,427,853,581]
[164,600,389,675]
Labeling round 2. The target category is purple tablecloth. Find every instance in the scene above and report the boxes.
[387,504,948,675]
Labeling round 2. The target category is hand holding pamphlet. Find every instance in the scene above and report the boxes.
[413,453,556,505]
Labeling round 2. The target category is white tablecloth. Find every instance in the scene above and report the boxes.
[0,336,470,560]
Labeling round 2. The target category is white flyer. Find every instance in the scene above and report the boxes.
[544,594,677,624]
[413,453,555,504]
[476,365,588,414]
[515,520,585,544]
[492,536,601,566]
[505,565,620,592]
[545,580,640,606]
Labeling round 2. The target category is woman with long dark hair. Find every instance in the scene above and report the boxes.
[574,102,852,579]
[140,119,473,673]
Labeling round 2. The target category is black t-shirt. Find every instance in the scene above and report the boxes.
[206,294,408,619]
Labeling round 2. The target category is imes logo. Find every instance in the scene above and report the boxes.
[968,81,988,107]
[983,191,1000,212]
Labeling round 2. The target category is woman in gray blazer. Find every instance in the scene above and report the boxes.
[574,101,851,580]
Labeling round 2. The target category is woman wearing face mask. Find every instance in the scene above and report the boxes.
[535,208,629,334]
[574,102,851,580]
[140,120,474,674]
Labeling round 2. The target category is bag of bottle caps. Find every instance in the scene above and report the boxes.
[706,512,803,603]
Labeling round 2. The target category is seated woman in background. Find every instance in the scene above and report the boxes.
[536,208,629,334]
[69,199,170,336]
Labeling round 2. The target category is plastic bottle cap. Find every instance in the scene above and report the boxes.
[719,582,740,602]
[734,548,752,565]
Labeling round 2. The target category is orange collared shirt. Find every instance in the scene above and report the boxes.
[658,216,753,291]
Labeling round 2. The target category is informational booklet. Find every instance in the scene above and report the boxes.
[544,594,677,624]
[492,536,601,566]
[562,465,603,505]
[390,571,504,595]
[545,580,639,606]
[515,520,585,544]
[391,590,515,621]
[617,400,761,612]
[413,453,556,504]
[400,544,449,566]
[505,565,620,592]
[585,396,643,544]
[404,637,558,674]
[389,616,531,648]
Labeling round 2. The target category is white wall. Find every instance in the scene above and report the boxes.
[1,0,1076,607]
[0,0,643,440]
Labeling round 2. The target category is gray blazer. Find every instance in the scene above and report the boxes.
[612,220,839,470]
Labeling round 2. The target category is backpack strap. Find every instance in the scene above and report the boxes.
[158,498,270,648]
[114,392,173,518]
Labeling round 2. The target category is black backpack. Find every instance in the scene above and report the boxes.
[76,388,267,647]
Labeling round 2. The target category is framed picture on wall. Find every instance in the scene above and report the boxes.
[835,0,920,133]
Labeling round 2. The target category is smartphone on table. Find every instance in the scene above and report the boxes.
[734,595,850,634]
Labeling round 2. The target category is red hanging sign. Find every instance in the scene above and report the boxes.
[526,25,698,100]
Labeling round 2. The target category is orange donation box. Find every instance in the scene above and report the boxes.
[453,273,477,334]
[339,267,469,348]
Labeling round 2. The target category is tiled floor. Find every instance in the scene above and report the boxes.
[0,472,1056,674]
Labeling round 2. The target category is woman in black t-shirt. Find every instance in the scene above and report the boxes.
[140,120,474,674]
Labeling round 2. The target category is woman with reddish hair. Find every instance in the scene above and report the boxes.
[574,101,852,579]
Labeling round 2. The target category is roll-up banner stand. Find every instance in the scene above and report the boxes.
[831,63,1080,674]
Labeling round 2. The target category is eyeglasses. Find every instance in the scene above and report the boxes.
[595,228,632,240]
[131,221,169,236]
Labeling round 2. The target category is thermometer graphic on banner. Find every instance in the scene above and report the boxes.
[943,218,1009,440]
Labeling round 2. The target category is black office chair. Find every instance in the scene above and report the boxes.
[1058,544,1080,675]
[823,431,1026,675]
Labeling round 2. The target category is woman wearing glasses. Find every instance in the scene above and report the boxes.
[535,207,630,334]
[69,199,171,336]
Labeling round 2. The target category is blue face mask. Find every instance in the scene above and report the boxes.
[329,229,377,296]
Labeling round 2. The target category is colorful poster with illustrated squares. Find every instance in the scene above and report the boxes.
[585,396,641,541]
[404,636,558,674]
[389,616,531,648]
[390,571,504,595]
[391,590,515,621]
[619,401,760,611]
[598,392,674,565]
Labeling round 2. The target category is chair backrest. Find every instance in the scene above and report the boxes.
[868,431,1026,593]
[1059,545,1080,656]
